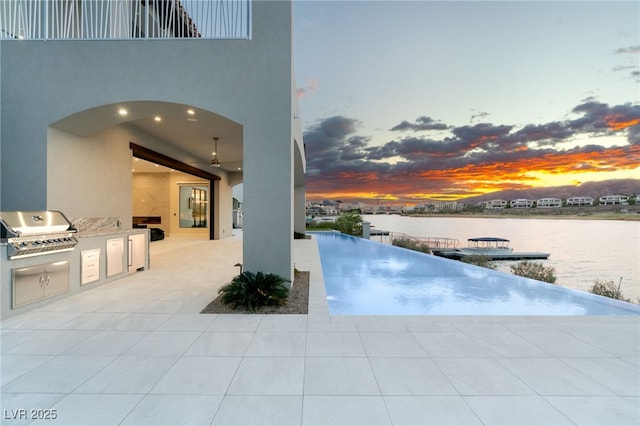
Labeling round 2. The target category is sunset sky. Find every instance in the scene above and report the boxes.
[293,1,640,203]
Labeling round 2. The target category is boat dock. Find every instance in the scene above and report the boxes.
[373,233,550,261]
[431,248,550,261]
[432,237,550,261]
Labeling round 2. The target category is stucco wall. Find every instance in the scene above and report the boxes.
[47,127,133,224]
[1,1,295,278]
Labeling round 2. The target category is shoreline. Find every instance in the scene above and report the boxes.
[398,211,640,221]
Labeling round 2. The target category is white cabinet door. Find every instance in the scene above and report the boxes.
[106,238,124,277]
[128,233,146,273]
[81,249,100,285]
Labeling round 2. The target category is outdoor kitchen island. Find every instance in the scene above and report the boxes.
[0,212,149,320]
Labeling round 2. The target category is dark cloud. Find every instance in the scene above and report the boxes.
[569,101,640,132]
[470,111,489,122]
[303,101,640,201]
[390,116,450,132]
[614,46,640,54]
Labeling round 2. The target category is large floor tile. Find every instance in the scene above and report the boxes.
[185,332,254,356]
[111,313,173,331]
[370,357,458,395]
[302,396,391,426]
[498,358,615,396]
[62,330,149,355]
[227,357,305,395]
[244,332,306,357]
[360,332,427,357]
[545,396,640,426]
[384,395,483,425]
[412,332,495,357]
[434,357,535,396]
[0,355,53,386]
[304,357,379,395]
[213,395,303,425]
[207,315,262,332]
[2,330,95,355]
[559,357,640,396]
[464,396,574,426]
[1,355,115,393]
[121,394,222,426]
[124,331,201,356]
[305,332,366,357]
[150,356,241,395]
[58,312,133,330]
[74,355,177,393]
[156,313,217,331]
[256,315,308,332]
[517,331,612,357]
[464,331,551,357]
[31,393,143,425]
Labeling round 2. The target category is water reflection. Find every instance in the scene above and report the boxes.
[313,232,640,316]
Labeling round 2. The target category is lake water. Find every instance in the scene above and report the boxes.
[362,215,640,301]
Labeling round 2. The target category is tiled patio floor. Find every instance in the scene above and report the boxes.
[1,233,639,425]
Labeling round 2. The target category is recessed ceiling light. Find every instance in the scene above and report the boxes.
[118,108,128,116]
[187,109,195,115]
[154,116,161,122]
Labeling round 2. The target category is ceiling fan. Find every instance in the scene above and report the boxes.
[210,136,221,168]
[188,137,241,171]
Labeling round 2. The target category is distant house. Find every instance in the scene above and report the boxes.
[599,195,630,205]
[510,199,534,208]
[566,196,594,206]
[537,198,562,208]
[484,199,508,209]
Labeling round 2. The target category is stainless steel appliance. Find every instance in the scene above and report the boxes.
[0,210,78,259]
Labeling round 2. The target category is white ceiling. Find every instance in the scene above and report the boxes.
[51,101,243,173]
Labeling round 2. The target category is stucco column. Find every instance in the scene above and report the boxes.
[294,185,306,235]
[242,128,293,282]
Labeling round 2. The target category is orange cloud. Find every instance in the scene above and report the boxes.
[606,115,640,130]
[306,144,640,202]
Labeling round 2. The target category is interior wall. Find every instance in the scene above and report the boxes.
[47,127,132,226]
[216,173,235,239]
[132,172,170,235]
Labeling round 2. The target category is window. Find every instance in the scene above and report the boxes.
[179,185,208,228]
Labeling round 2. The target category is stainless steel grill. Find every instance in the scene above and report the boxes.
[0,211,78,259]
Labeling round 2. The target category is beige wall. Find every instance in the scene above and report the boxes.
[47,127,132,226]
[132,172,170,234]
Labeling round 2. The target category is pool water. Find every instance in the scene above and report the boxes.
[312,232,640,315]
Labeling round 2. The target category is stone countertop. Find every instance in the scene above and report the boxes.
[75,228,149,238]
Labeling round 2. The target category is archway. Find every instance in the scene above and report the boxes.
[47,101,243,241]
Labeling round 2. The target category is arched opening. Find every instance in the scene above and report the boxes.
[47,101,243,241]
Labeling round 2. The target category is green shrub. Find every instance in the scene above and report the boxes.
[392,237,431,254]
[218,271,290,312]
[510,261,557,284]
[334,211,363,236]
[589,279,631,302]
[461,255,496,269]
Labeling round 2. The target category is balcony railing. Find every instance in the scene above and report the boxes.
[1,0,251,40]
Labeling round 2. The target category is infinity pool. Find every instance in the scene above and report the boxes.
[313,232,640,315]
